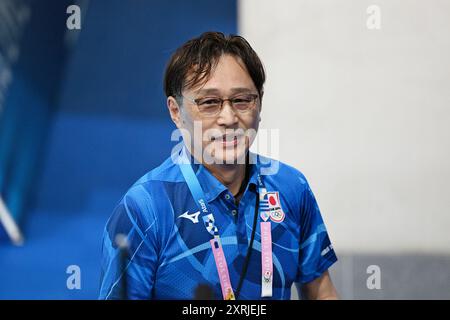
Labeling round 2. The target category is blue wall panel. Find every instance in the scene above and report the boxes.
[0,0,237,299]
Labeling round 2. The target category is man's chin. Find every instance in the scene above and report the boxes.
[205,148,248,165]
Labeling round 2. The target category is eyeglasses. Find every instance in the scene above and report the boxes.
[181,93,259,117]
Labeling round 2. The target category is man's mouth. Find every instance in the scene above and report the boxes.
[211,134,240,147]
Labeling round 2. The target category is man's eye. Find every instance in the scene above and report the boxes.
[232,96,252,103]
[233,98,251,103]
[199,99,221,106]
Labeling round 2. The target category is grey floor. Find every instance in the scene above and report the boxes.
[291,254,450,300]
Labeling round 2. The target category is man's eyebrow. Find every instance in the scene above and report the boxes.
[195,87,255,95]
[195,88,221,95]
[229,87,255,94]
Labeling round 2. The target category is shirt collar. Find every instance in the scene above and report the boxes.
[179,146,259,203]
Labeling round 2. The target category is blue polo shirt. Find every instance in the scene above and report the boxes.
[99,150,337,300]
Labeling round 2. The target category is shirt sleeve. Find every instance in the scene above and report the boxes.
[295,182,337,284]
[98,186,159,299]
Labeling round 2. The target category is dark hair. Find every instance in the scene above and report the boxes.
[164,31,265,99]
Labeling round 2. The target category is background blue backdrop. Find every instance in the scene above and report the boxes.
[0,0,237,299]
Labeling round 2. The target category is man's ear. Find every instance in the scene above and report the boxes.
[167,96,183,128]
[258,91,264,121]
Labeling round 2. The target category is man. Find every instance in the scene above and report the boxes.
[99,32,338,300]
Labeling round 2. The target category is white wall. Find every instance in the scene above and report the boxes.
[240,0,450,254]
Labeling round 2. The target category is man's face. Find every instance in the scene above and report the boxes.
[170,54,261,165]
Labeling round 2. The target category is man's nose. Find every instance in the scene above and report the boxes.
[217,100,238,125]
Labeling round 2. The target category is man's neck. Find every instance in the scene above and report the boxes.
[185,147,249,198]
[204,161,247,197]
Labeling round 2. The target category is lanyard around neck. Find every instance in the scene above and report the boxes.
[178,148,273,299]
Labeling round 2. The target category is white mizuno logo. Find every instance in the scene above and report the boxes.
[178,210,200,224]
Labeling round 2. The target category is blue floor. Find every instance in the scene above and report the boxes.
[0,189,120,299]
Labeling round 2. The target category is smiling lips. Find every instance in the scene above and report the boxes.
[211,134,241,147]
